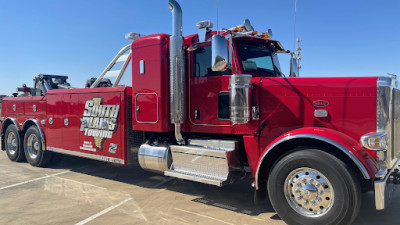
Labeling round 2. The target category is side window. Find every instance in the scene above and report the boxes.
[193,46,231,77]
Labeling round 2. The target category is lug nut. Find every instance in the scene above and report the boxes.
[318,190,324,195]
[295,189,300,193]
[310,179,314,183]
[315,183,321,187]
[304,200,309,205]
[302,178,307,183]
[297,196,303,200]
[297,182,302,187]
[317,197,322,202]
[311,200,316,206]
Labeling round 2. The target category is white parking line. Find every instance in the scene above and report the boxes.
[75,197,133,225]
[52,175,107,190]
[0,170,70,191]
[174,207,235,225]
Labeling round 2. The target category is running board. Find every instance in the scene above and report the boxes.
[164,170,225,186]
[164,139,242,187]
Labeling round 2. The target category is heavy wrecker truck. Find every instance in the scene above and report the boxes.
[1,1,399,224]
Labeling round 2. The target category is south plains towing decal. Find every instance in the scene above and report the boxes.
[80,97,120,151]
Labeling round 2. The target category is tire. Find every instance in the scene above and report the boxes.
[267,149,361,225]
[4,125,25,162]
[23,126,52,167]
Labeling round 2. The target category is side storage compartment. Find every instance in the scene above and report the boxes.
[46,87,131,164]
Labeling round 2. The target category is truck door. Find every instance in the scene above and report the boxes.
[189,43,232,128]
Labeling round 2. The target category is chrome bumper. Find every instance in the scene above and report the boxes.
[374,157,400,210]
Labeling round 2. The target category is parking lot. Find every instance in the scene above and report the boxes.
[0,150,399,225]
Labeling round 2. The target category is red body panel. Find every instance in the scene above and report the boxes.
[242,76,378,177]
[2,96,47,131]
[258,77,377,155]
[2,87,131,164]
[131,34,173,132]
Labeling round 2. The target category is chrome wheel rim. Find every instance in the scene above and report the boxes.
[284,167,334,217]
[27,134,40,159]
[6,132,17,155]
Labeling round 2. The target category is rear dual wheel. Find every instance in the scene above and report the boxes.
[24,126,52,167]
[268,149,361,225]
[5,125,25,162]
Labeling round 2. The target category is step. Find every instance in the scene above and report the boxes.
[166,139,242,186]
[171,145,228,158]
[189,139,238,151]
[164,169,225,187]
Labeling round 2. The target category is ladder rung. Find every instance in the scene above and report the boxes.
[104,70,121,78]
[116,54,130,63]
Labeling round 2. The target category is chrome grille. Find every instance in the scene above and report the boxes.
[393,89,400,161]
[377,77,399,169]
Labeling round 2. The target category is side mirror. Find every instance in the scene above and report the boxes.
[289,56,299,77]
[211,35,229,72]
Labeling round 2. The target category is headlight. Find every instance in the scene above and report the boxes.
[361,131,387,151]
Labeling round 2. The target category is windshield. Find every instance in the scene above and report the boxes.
[236,39,281,76]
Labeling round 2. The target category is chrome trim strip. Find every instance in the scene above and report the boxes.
[135,93,159,124]
[47,147,125,164]
[23,118,46,150]
[255,134,371,190]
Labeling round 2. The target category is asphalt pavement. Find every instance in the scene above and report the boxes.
[0,150,399,225]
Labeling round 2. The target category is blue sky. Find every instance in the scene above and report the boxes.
[0,0,399,95]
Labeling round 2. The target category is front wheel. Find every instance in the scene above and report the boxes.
[267,149,361,225]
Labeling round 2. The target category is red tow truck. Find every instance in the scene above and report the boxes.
[1,1,399,224]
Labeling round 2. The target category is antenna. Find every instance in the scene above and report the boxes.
[293,0,297,51]
[216,0,219,34]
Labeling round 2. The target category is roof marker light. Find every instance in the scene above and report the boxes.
[125,32,143,41]
[196,20,213,29]
[262,32,271,39]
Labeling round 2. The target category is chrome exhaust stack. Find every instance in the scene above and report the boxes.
[168,0,185,145]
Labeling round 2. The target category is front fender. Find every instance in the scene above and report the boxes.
[254,127,378,190]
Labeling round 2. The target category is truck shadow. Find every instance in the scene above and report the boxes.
[49,155,400,224]
[49,155,279,218]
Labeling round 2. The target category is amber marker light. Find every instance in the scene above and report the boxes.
[360,131,387,151]
[261,32,270,39]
